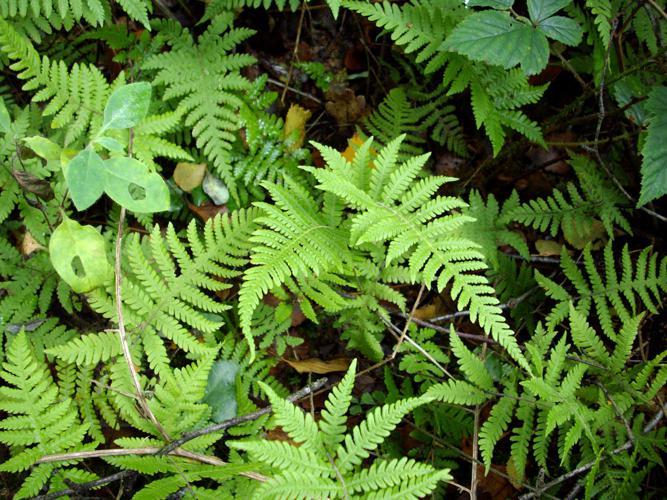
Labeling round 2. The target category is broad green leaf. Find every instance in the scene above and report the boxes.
[203,360,239,423]
[64,148,106,211]
[468,0,514,8]
[94,136,125,153]
[23,137,62,161]
[102,82,152,130]
[444,12,547,75]
[103,157,170,213]
[0,97,10,134]
[537,16,583,45]
[521,29,550,76]
[639,87,667,206]
[49,216,113,293]
[528,0,571,23]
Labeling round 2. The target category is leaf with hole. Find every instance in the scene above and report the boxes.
[102,82,152,130]
[64,148,106,211]
[49,216,113,293]
[103,157,170,213]
[203,360,239,423]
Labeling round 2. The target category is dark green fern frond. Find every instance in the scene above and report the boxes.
[510,154,631,240]
[537,241,667,337]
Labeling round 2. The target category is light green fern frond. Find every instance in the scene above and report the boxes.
[510,155,630,240]
[0,18,110,144]
[479,383,517,471]
[89,209,259,371]
[307,136,529,370]
[320,359,357,451]
[143,13,256,196]
[0,332,90,498]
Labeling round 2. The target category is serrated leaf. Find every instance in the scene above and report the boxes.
[326,0,341,19]
[639,86,667,206]
[23,136,61,161]
[538,16,583,45]
[102,82,152,130]
[64,148,106,211]
[444,11,548,75]
[528,0,571,22]
[49,216,113,293]
[468,0,514,8]
[0,97,10,134]
[103,157,170,213]
[203,360,239,423]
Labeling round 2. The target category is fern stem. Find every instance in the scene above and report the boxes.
[646,0,667,22]
[391,284,425,359]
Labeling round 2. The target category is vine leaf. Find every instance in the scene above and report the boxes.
[203,360,240,423]
[102,82,152,131]
[103,157,170,213]
[64,148,106,211]
[49,216,113,293]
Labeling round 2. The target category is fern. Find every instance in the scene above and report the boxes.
[639,86,667,205]
[143,13,256,197]
[229,360,451,499]
[89,209,259,372]
[536,241,667,337]
[0,332,91,498]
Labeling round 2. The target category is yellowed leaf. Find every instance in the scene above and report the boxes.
[341,132,376,165]
[173,162,206,193]
[21,231,45,256]
[535,239,563,256]
[284,357,350,374]
[563,219,607,250]
[283,104,312,151]
[413,303,437,321]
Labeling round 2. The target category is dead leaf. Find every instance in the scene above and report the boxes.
[535,239,563,256]
[563,218,607,250]
[187,200,228,222]
[12,170,54,201]
[21,231,45,256]
[325,85,366,125]
[284,357,350,374]
[413,303,437,321]
[283,104,312,151]
[202,171,229,205]
[173,162,206,193]
[341,132,376,165]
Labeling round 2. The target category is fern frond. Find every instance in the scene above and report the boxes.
[450,330,494,391]
[46,331,121,365]
[320,359,357,451]
[479,388,517,471]
[335,396,427,473]
[143,13,255,196]
[0,333,89,497]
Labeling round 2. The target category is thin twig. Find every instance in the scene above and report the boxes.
[30,471,135,500]
[280,1,307,104]
[470,343,487,500]
[392,284,425,358]
[267,77,322,104]
[159,377,328,456]
[646,0,667,22]
[114,135,170,442]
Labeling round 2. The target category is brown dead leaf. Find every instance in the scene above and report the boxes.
[173,162,206,193]
[284,357,350,374]
[413,303,437,321]
[12,170,54,201]
[325,86,366,125]
[21,231,45,256]
[283,104,311,151]
[187,200,228,222]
